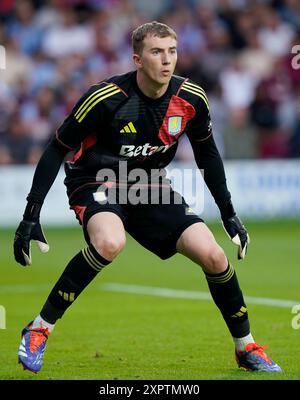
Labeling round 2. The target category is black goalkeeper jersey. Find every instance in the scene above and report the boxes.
[27,70,231,213]
[57,71,212,190]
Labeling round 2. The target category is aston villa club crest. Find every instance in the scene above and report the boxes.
[168,116,182,136]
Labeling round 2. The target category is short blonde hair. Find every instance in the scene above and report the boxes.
[132,21,177,55]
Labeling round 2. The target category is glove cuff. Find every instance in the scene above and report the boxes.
[23,199,43,222]
[219,199,236,220]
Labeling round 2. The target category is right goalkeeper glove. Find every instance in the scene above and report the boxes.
[13,201,49,266]
[222,214,250,260]
[220,199,250,260]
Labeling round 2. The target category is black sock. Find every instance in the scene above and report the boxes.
[40,245,110,324]
[205,263,250,338]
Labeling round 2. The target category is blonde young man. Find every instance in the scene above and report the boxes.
[14,21,281,373]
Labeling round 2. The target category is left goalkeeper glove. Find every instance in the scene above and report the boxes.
[14,219,49,266]
[220,200,250,260]
[13,200,49,266]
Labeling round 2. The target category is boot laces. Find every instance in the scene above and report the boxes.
[246,343,272,364]
[29,326,49,352]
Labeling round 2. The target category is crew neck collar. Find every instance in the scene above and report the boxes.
[132,71,171,104]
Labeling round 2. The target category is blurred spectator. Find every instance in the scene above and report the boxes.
[207,83,227,157]
[130,0,171,19]
[27,51,58,94]
[103,0,140,50]
[272,0,300,31]
[175,52,209,90]
[171,6,206,56]
[220,55,258,128]
[57,83,83,115]
[196,24,234,91]
[249,64,290,158]
[0,115,42,165]
[256,4,295,57]
[20,86,60,146]
[218,5,256,50]
[239,30,275,81]
[6,0,43,55]
[34,0,65,31]
[1,0,300,164]
[0,35,32,90]
[42,8,94,58]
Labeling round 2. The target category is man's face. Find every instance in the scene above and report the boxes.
[134,34,177,86]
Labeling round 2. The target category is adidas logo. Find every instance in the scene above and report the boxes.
[120,121,137,133]
[231,306,247,318]
[58,291,75,302]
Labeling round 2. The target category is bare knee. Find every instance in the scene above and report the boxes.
[202,245,227,274]
[92,235,126,261]
[87,212,126,261]
[177,222,228,274]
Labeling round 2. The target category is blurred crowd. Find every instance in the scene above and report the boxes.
[1,0,300,165]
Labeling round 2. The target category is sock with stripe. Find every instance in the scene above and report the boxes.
[205,262,250,339]
[39,245,110,324]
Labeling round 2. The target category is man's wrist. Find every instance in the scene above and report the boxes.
[23,199,43,222]
[220,199,236,220]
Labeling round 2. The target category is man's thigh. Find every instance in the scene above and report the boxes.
[87,212,126,245]
[68,186,127,244]
[176,222,217,262]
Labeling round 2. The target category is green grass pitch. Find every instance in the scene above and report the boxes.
[0,219,299,380]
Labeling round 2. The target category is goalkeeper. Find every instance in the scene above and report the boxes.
[14,21,281,373]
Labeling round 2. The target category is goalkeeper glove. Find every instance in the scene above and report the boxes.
[220,200,250,260]
[14,201,49,266]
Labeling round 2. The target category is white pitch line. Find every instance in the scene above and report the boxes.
[98,283,299,309]
[1,282,299,308]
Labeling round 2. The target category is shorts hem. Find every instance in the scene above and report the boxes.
[82,207,126,244]
[156,216,204,260]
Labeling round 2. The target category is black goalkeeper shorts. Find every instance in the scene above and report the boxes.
[68,184,203,260]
